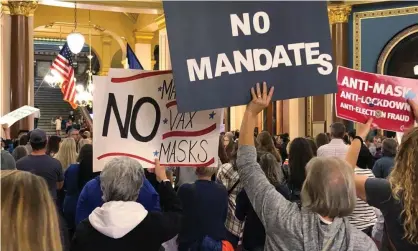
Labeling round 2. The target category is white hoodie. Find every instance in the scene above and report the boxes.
[89,201,148,239]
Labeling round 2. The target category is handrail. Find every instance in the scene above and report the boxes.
[79,106,93,132]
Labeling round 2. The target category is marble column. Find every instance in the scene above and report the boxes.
[134,31,153,70]
[7,1,37,138]
[1,4,11,122]
[328,5,352,126]
[289,98,306,139]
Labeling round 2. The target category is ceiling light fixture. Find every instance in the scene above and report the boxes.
[67,1,84,54]
[74,10,93,107]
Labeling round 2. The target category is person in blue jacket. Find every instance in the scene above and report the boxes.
[63,144,96,232]
[75,172,161,225]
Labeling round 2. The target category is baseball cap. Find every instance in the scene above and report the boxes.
[30,129,47,143]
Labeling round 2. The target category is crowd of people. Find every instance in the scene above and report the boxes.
[1,83,418,251]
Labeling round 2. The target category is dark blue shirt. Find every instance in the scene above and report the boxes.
[372,156,395,179]
[177,180,228,251]
[16,154,64,199]
[75,176,161,225]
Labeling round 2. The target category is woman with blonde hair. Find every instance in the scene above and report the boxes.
[55,138,78,171]
[348,99,418,251]
[1,170,65,251]
[78,138,92,150]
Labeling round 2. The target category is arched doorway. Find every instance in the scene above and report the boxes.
[34,39,100,134]
[377,25,418,138]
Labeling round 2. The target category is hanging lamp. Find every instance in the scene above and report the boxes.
[74,10,94,107]
[67,1,84,54]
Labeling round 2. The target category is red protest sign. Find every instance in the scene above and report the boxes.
[336,66,418,132]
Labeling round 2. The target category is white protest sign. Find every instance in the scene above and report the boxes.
[93,69,223,172]
[0,105,39,128]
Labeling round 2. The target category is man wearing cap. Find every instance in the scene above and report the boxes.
[16,129,64,200]
[317,122,349,159]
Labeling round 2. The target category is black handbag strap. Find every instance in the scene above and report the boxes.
[228,179,240,195]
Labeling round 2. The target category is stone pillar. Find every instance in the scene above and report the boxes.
[1,4,11,123]
[8,1,37,138]
[100,34,112,76]
[328,5,351,126]
[134,31,153,70]
[155,15,171,70]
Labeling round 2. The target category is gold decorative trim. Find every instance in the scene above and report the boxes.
[34,37,66,42]
[376,25,418,74]
[8,1,37,16]
[155,14,165,30]
[134,31,154,43]
[328,5,352,24]
[101,34,112,45]
[1,3,9,14]
[353,6,418,70]
[306,96,313,137]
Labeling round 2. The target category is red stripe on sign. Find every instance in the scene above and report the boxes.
[166,100,177,108]
[162,123,217,140]
[97,153,215,167]
[111,70,172,83]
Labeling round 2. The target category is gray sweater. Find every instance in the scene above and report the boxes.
[236,145,378,251]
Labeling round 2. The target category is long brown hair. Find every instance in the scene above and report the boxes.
[389,127,418,244]
[315,133,329,148]
[257,131,282,163]
[1,170,63,251]
[218,135,229,164]
[223,134,234,161]
[258,152,283,187]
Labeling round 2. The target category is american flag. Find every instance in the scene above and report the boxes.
[50,43,77,109]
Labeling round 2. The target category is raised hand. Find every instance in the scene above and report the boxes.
[246,82,274,117]
[154,159,168,182]
[357,118,373,140]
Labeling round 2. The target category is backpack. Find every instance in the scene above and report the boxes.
[189,236,233,251]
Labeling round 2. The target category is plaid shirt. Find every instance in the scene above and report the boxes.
[217,163,244,237]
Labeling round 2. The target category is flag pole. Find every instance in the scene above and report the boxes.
[34,70,49,97]
[34,69,59,97]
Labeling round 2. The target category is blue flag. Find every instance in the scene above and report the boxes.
[127,44,143,70]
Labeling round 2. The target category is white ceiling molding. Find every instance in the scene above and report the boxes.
[39,0,163,15]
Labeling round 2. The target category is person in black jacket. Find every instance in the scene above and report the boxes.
[235,152,290,251]
[348,130,374,169]
[71,157,182,251]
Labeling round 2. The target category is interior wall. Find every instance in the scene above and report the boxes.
[289,98,306,139]
[349,3,418,72]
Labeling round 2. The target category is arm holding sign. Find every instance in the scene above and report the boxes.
[148,159,183,243]
[2,127,13,153]
[345,119,373,201]
[345,99,418,202]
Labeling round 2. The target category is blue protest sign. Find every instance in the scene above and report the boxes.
[163,1,336,113]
